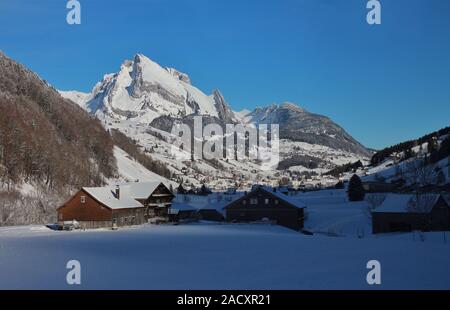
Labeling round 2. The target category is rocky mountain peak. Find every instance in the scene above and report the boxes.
[60,53,235,123]
[166,67,191,84]
[280,102,305,113]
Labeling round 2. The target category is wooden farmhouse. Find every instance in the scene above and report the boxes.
[372,193,450,233]
[224,186,306,231]
[57,181,174,229]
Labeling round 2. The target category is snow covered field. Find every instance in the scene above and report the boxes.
[1,221,450,290]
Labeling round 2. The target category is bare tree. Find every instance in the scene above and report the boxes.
[406,159,434,187]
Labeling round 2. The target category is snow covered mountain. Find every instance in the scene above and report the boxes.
[239,103,370,157]
[60,54,236,124]
[60,53,371,188]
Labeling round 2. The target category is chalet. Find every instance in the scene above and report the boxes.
[224,186,306,231]
[372,193,450,234]
[57,181,174,229]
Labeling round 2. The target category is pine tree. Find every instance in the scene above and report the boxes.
[404,148,413,160]
[348,174,365,201]
[199,184,211,196]
[428,138,438,154]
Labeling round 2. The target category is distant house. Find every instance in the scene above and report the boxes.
[169,192,244,222]
[224,186,306,231]
[169,202,198,222]
[372,193,450,234]
[57,181,174,229]
[362,181,400,193]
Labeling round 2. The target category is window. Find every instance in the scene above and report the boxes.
[265,198,269,205]
[80,196,86,204]
[250,198,258,205]
[242,200,246,205]
[59,214,63,220]
[275,199,279,205]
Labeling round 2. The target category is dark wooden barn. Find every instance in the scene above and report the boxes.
[372,193,450,234]
[224,186,306,231]
[57,181,174,229]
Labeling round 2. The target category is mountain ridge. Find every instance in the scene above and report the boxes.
[60,53,370,157]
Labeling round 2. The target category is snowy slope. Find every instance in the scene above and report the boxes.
[58,90,90,107]
[111,146,176,187]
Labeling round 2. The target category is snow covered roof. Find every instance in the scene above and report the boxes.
[117,181,166,200]
[373,193,444,214]
[221,186,306,210]
[172,193,245,216]
[82,187,143,210]
[259,186,306,209]
[169,202,197,215]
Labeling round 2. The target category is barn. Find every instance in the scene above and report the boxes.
[224,186,306,231]
[372,193,450,234]
[57,181,174,229]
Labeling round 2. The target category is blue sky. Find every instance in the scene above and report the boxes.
[1,0,449,149]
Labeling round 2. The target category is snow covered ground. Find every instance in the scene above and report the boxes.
[1,220,449,289]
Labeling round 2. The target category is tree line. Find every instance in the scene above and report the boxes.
[370,126,450,166]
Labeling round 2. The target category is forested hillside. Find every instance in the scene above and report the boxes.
[0,52,117,225]
[371,126,450,166]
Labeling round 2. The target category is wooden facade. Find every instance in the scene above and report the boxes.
[135,183,174,221]
[224,187,305,231]
[57,189,145,229]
